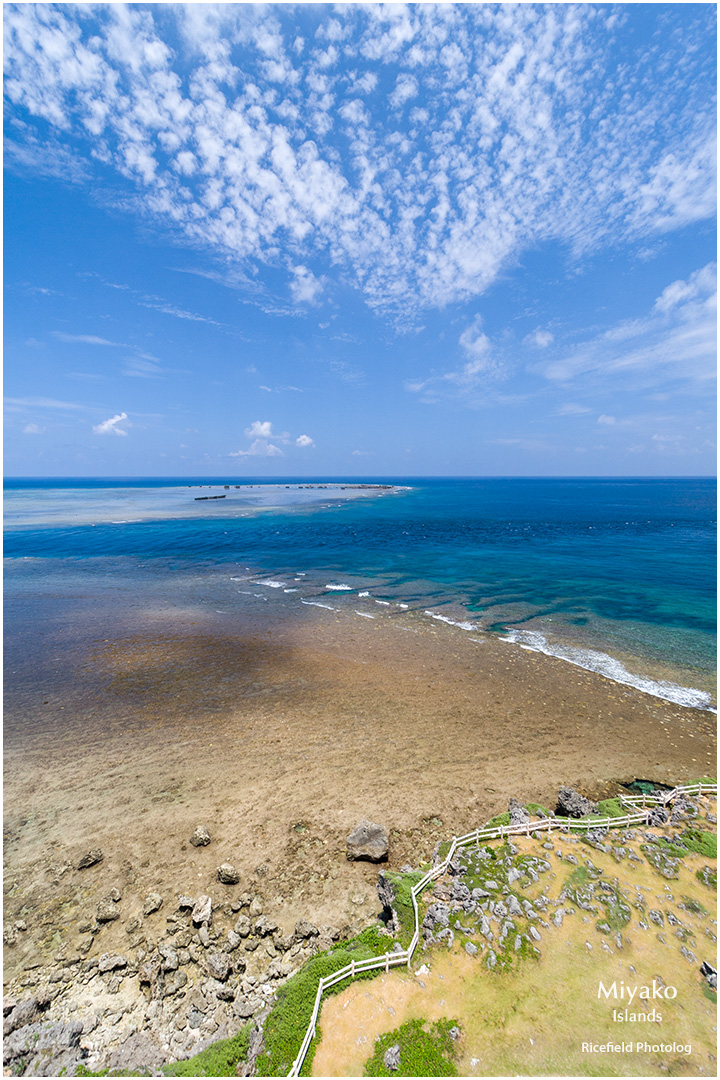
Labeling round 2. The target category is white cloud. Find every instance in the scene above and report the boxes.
[245,420,274,439]
[389,73,418,109]
[597,414,616,426]
[525,329,554,348]
[555,403,591,416]
[539,264,717,390]
[296,434,314,447]
[22,423,44,434]
[3,4,716,321]
[407,316,499,396]
[92,411,129,436]
[229,439,283,458]
[289,265,324,306]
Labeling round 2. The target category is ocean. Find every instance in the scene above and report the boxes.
[3,476,716,711]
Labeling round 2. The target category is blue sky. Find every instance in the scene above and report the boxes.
[3,2,716,477]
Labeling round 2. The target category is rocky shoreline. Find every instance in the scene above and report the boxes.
[5,785,716,1078]
[3,816,397,1077]
[4,852,352,1077]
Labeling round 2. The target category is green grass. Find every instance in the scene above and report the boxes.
[363,1018,460,1077]
[678,827,716,859]
[162,1025,252,1077]
[696,865,717,890]
[379,870,425,944]
[593,797,626,819]
[596,888,632,931]
[255,926,395,1078]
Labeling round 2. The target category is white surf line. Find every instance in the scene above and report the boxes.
[354,611,375,619]
[287,781,717,1076]
[300,600,337,610]
[425,609,478,631]
[500,628,715,712]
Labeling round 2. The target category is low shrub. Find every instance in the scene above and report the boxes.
[363,1018,460,1077]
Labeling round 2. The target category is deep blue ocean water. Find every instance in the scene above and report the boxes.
[4,477,716,709]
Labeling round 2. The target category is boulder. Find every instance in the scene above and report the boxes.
[98,953,127,973]
[192,895,213,926]
[217,863,240,885]
[190,826,211,847]
[206,953,232,982]
[384,1044,401,1071]
[701,961,717,990]
[376,871,401,935]
[96,899,120,923]
[158,943,179,972]
[294,919,319,940]
[254,915,278,937]
[509,798,530,826]
[234,915,251,938]
[556,786,597,818]
[142,893,163,916]
[77,849,103,870]
[3,996,49,1036]
[346,821,388,862]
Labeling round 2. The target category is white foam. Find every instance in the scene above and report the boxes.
[396,603,409,609]
[355,611,375,619]
[252,579,286,588]
[326,584,353,591]
[374,599,391,606]
[424,610,478,632]
[283,588,298,593]
[301,600,336,611]
[501,629,714,711]
[358,591,370,597]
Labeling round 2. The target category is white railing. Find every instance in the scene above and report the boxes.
[287,781,716,1076]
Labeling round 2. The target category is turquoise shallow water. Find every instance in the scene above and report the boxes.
[4,477,716,709]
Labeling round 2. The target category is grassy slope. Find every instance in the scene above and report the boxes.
[311,793,718,1078]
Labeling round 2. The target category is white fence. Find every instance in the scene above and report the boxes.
[287,781,716,1076]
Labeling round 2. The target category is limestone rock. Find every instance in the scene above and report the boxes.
[193,895,213,926]
[254,915,278,937]
[346,820,388,862]
[77,850,103,870]
[206,953,232,982]
[384,1044,401,1071]
[190,826,211,847]
[509,798,530,826]
[143,893,163,916]
[217,863,240,885]
[96,899,120,923]
[98,953,128,973]
[294,919,319,940]
[556,787,597,818]
[234,915,251,938]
